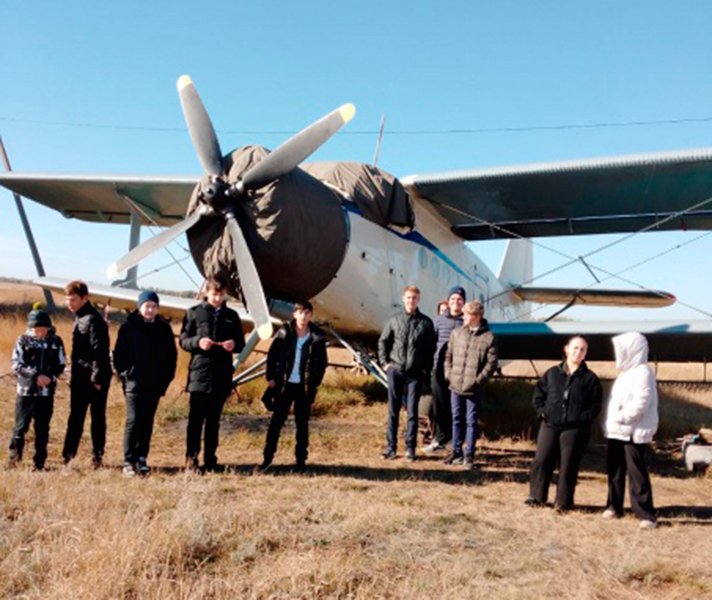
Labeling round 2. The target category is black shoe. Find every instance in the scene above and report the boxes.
[92,454,103,470]
[443,453,464,465]
[204,463,225,474]
[405,450,416,462]
[256,460,273,473]
[294,461,307,474]
[381,449,397,460]
[185,456,200,475]
[524,497,545,507]
[137,457,150,477]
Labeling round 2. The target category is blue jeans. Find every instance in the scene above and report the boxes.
[386,368,422,453]
[451,391,481,457]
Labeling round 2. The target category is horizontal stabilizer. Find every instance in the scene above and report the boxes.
[512,287,675,308]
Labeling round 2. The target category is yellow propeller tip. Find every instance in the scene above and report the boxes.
[177,75,193,90]
[105,265,119,280]
[257,322,274,340]
[339,103,356,123]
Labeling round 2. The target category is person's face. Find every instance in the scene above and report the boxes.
[139,301,159,321]
[448,293,464,316]
[403,291,420,314]
[31,326,49,339]
[463,311,482,328]
[206,288,225,307]
[65,293,88,314]
[294,307,313,329]
[565,338,588,366]
[438,302,448,315]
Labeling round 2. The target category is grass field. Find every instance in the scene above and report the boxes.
[0,285,711,598]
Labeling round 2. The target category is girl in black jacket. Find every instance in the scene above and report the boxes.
[526,335,602,511]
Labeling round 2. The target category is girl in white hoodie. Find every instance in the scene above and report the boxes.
[602,332,659,529]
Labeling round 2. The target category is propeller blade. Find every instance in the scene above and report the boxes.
[177,75,224,177]
[225,215,273,340]
[239,103,356,192]
[106,210,205,280]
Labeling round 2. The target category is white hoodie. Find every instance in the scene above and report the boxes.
[603,332,659,444]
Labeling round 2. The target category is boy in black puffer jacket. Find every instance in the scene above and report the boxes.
[114,291,177,477]
[9,305,66,470]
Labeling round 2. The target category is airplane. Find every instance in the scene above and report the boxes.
[3,74,712,382]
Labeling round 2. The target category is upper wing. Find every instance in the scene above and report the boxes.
[401,149,712,240]
[0,173,198,225]
[513,287,675,308]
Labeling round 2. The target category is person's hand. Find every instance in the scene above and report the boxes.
[198,337,213,351]
[221,339,235,352]
[93,383,102,391]
[36,374,52,387]
[267,380,276,388]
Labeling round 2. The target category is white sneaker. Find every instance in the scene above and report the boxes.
[423,441,446,454]
[122,464,136,478]
[602,508,619,520]
[639,519,658,530]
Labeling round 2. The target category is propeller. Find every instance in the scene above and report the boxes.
[107,74,355,340]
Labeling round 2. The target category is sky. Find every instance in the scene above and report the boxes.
[2,1,712,322]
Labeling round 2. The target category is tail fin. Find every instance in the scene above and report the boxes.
[497,239,533,289]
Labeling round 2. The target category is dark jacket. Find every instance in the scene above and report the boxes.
[71,301,111,386]
[113,310,177,397]
[532,362,603,427]
[378,308,436,379]
[444,319,498,395]
[434,309,464,370]
[266,321,328,401]
[12,332,66,397]
[179,301,245,396]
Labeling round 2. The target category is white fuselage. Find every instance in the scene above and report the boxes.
[311,196,529,334]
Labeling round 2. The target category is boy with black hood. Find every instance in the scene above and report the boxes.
[180,276,244,473]
[9,304,66,470]
[258,300,327,473]
[114,290,177,477]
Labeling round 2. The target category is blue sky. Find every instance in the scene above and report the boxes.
[2,1,712,321]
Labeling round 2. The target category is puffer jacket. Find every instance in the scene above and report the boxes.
[444,319,498,395]
[378,308,435,379]
[71,301,111,386]
[266,321,328,402]
[113,310,177,397]
[603,332,659,444]
[179,301,245,396]
[532,362,602,427]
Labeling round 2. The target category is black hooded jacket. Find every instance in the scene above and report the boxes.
[532,362,603,427]
[113,310,177,397]
[71,300,112,386]
[266,321,328,401]
[179,301,245,396]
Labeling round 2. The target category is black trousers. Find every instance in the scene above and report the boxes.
[386,368,422,453]
[124,392,160,464]
[430,353,452,446]
[62,379,109,461]
[9,394,54,468]
[186,391,228,468]
[263,383,312,464]
[529,421,591,509]
[606,438,657,521]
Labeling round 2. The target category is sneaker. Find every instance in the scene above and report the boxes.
[464,455,475,468]
[123,463,137,478]
[443,453,464,465]
[639,519,658,530]
[256,460,273,474]
[381,449,397,460]
[185,457,200,475]
[602,508,620,520]
[423,441,446,454]
[405,450,416,462]
[92,454,103,470]
[524,497,544,507]
[138,457,150,477]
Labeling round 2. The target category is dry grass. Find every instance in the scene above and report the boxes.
[0,290,711,598]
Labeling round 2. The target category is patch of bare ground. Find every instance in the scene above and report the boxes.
[0,291,710,598]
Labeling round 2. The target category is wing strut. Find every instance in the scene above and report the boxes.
[0,137,56,312]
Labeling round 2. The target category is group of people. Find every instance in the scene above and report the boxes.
[8,279,660,526]
[8,277,327,477]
